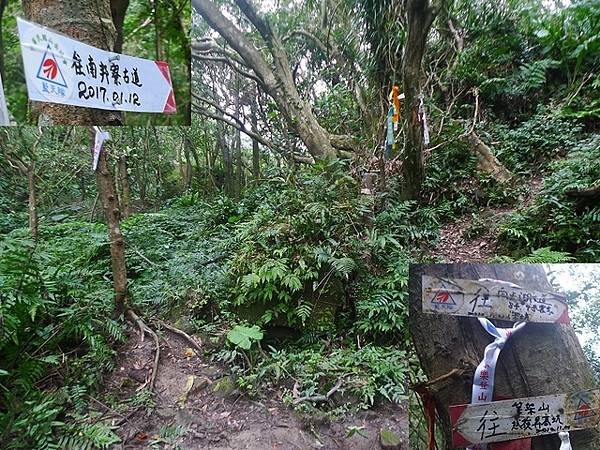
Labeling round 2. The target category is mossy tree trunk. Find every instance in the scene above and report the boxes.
[401,0,436,200]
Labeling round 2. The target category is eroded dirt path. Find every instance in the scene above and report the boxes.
[431,206,514,262]
[429,176,543,262]
[98,329,408,449]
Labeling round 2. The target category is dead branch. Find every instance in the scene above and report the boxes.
[192,104,270,147]
[292,377,344,405]
[133,248,158,266]
[193,52,262,86]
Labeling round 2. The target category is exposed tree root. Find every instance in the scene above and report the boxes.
[126,309,160,392]
[157,320,203,354]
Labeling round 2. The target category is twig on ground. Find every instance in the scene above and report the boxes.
[133,248,158,266]
[87,394,124,417]
[292,378,344,405]
[90,194,99,221]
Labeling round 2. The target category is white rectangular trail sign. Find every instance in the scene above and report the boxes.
[421,276,569,323]
[449,388,600,447]
[17,18,176,114]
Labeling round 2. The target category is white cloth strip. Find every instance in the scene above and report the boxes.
[559,431,571,450]
[0,72,10,126]
[92,126,111,171]
[467,317,527,450]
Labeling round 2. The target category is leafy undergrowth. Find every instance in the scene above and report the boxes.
[420,105,598,264]
[498,134,600,261]
[0,226,121,449]
[0,161,438,448]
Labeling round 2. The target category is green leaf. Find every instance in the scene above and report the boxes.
[227,325,263,350]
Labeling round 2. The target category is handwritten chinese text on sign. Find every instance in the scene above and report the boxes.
[421,276,569,323]
[17,18,176,114]
[449,388,600,447]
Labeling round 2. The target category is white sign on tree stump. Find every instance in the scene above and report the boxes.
[17,18,176,114]
[421,275,570,323]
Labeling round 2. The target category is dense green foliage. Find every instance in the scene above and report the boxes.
[499,135,600,261]
[0,162,439,446]
[1,0,599,448]
[0,226,120,449]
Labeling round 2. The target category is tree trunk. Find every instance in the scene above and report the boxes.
[190,141,202,187]
[233,76,242,200]
[0,0,7,81]
[409,264,600,450]
[176,140,185,184]
[216,123,232,195]
[110,0,129,53]
[22,0,123,125]
[401,0,435,200]
[192,0,354,160]
[91,128,128,314]
[118,155,132,218]
[251,100,260,185]
[26,163,37,240]
[462,131,511,183]
[153,0,163,60]
[183,146,193,189]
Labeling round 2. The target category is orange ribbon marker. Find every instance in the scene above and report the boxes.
[391,85,400,124]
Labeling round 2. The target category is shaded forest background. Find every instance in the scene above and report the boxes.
[1,0,599,448]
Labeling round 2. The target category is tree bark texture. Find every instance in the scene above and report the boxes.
[91,128,128,314]
[0,0,7,81]
[401,0,435,200]
[409,264,600,450]
[117,155,132,218]
[22,0,123,125]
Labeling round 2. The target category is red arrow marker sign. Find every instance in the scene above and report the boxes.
[422,276,569,323]
[449,388,600,447]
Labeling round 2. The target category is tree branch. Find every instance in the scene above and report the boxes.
[192,102,314,165]
[234,0,295,85]
[192,52,263,86]
[192,98,272,149]
[192,0,278,91]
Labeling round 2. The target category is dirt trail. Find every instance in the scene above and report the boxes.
[97,329,408,449]
[431,206,513,262]
[430,176,543,262]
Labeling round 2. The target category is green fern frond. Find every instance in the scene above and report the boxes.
[518,247,574,263]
